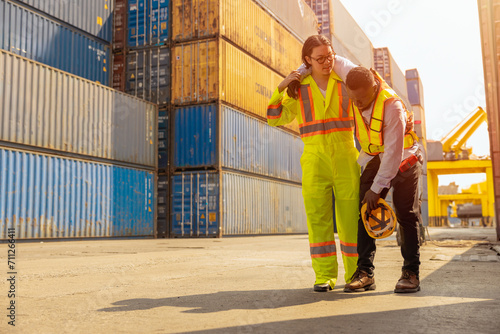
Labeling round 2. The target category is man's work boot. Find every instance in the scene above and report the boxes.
[343,269,376,292]
[394,269,420,293]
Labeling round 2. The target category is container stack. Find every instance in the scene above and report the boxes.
[167,0,317,237]
[112,0,171,237]
[373,47,411,107]
[0,0,113,85]
[0,1,158,240]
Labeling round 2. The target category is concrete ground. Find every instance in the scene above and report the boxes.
[1,227,499,334]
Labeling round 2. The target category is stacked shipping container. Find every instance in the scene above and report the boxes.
[0,49,158,239]
[406,69,428,226]
[168,0,314,237]
[111,0,172,237]
[373,47,411,106]
[1,0,112,85]
[0,1,160,240]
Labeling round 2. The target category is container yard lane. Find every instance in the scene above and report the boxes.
[6,227,16,327]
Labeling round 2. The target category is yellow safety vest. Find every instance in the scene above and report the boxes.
[267,72,354,144]
[353,70,418,155]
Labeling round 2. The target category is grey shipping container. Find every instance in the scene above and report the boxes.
[12,0,113,43]
[254,0,318,43]
[171,170,307,237]
[0,49,158,168]
[126,47,171,107]
[173,103,303,183]
[0,0,111,85]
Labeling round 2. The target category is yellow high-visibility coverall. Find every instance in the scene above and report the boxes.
[267,72,360,288]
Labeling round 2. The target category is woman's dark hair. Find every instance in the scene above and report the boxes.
[345,66,376,90]
[287,35,333,99]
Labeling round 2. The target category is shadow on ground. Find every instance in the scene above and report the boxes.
[98,243,500,333]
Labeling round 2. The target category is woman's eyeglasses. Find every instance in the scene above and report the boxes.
[310,53,335,64]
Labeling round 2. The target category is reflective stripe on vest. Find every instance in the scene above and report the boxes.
[298,82,354,138]
[310,240,337,258]
[353,75,417,155]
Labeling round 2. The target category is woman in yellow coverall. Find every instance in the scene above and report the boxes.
[267,35,360,291]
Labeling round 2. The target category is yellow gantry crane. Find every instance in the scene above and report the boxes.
[427,107,495,226]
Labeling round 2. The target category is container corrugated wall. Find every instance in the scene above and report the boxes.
[253,0,318,43]
[0,0,111,85]
[330,0,373,68]
[173,104,217,170]
[222,171,306,235]
[171,39,299,133]
[170,170,307,237]
[221,105,302,181]
[0,50,158,168]
[171,172,219,237]
[13,0,113,43]
[128,0,170,47]
[126,47,171,106]
[172,103,303,182]
[0,146,155,239]
[171,0,303,76]
[171,0,218,41]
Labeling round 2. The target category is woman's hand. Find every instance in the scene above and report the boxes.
[278,71,301,93]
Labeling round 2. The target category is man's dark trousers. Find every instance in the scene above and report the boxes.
[356,155,422,276]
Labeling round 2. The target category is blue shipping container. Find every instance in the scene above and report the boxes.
[171,172,219,237]
[126,46,171,106]
[12,0,113,43]
[171,171,308,237]
[0,0,111,85]
[128,0,170,47]
[0,146,155,239]
[173,104,303,182]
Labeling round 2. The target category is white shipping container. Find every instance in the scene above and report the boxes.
[331,0,373,68]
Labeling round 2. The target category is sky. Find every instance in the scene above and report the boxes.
[338,0,489,189]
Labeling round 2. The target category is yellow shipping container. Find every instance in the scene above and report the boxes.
[172,38,299,133]
[171,0,303,76]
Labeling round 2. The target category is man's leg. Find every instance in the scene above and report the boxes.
[344,156,382,292]
[391,161,422,292]
[356,157,381,275]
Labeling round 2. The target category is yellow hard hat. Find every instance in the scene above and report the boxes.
[361,198,397,239]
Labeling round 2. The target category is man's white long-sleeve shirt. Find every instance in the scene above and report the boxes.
[299,56,420,194]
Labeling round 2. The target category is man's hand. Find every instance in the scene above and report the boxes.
[362,189,381,212]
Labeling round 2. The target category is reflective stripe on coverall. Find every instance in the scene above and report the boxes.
[267,72,360,288]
